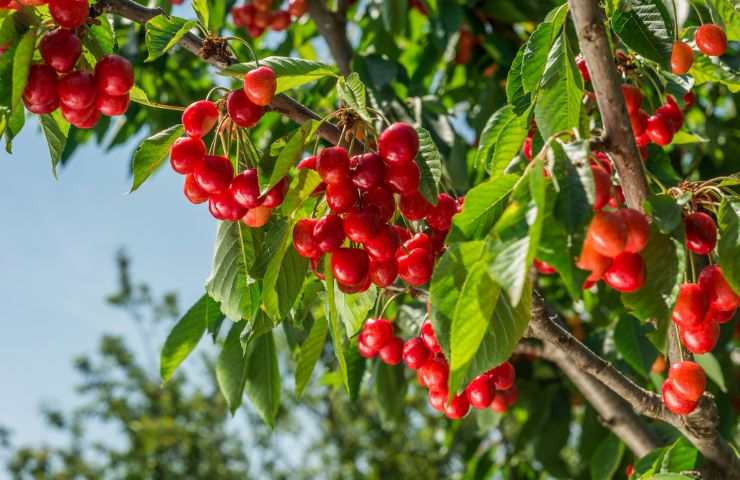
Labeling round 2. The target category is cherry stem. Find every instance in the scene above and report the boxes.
[224,36,259,65]
[379,292,402,319]
[205,86,230,102]
[670,0,679,41]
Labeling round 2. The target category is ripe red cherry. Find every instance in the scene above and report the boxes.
[243,206,272,228]
[577,239,613,280]
[420,322,441,353]
[603,252,645,292]
[671,41,694,75]
[378,122,419,165]
[683,91,695,109]
[193,155,234,194]
[445,393,470,419]
[338,275,372,294]
[170,136,206,174]
[426,193,457,231]
[208,190,247,221]
[22,64,58,112]
[428,388,448,412]
[695,24,727,57]
[343,206,381,243]
[364,224,400,262]
[95,54,134,96]
[369,258,398,287]
[357,335,377,359]
[576,55,590,82]
[246,24,265,38]
[96,93,129,116]
[618,208,650,253]
[699,265,740,312]
[243,66,276,106]
[350,153,384,191]
[635,133,651,148]
[587,211,628,258]
[534,259,557,275]
[394,225,413,244]
[226,89,264,128]
[428,227,449,255]
[361,318,393,351]
[384,160,420,195]
[656,100,683,133]
[684,212,717,255]
[331,248,369,287]
[182,100,219,138]
[466,374,494,409]
[326,180,358,213]
[229,169,262,208]
[49,0,88,29]
[363,186,395,222]
[40,29,81,73]
[379,337,403,365]
[630,109,648,137]
[490,386,518,413]
[646,112,673,146]
[668,361,706,402]
[489,362,515,391]
[402,337,431,369]
[708,306,735,324]
[232,4,255,27]
[269,10,291,31]
[183,174,209,204]
[400,191,431,220]
[672,283,709,329]
[318,146,350,185]
[58,71,97,110]
[662,380,698,415]
[60,102,100,128]
[680,320,720,354]
[400,232,433,255]
[592,165,611,211]
[292,219,321,259]
[622,85,642,114]
[287,0,306,16]
[297,155,317,170]
[420,356,449,391]
[260,177,288,208]
[313,214,345,253]
[398,247,434,286]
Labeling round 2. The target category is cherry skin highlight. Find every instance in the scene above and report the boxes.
[680,319,720,354]
[361,318,394,351]
[399,191,431,220]
[603,252,645,293]
[182,100,219,138]
[684,212,717,255]
[193,155,234,195]
[489,362,515,391]
[587,211,628,258]
[170,136,206,175]
[260,177,289,208]
[699,265,740,312]
[58,71,97,110]
[671,41,694,75]
[444,393,470,419]
[402,337,431,369]
[695,24,727,57]
[49,0,89,29]
[95,54,134,96]
[420,322,441,353]
[226,89,264,128]
[243,66,277,106]
[350,153,384,191]
[229,169,262,209]
[662,380,698,415]
[378,122,419,165]
[668,361,706,402]
[672,283,709,330]
[426,193,458,231]
[40,29,81,73]
[317,146,350,185]
[466,374,494,409]
[419,356,449,391]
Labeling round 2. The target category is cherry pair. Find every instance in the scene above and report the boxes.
[662,361,706,415]
[671,24,728,75]
[357,318,404,365]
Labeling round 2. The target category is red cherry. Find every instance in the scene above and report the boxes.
[587,211,628,258]
[22,64,58,111]
[428,228,449,255]
[490,385,518,413]
[96,93,129,116]
[522,135,533,161]
[357,335,378,359]
[58,71,97,110]
[40,29,81,73]
[577,238,613,280]
[297,155,317,170]
[699,265,739,312]
[420,322,441,353]
[680,320,720,354]
[662,380,698,415]
[402,337,431,369]
[618,208,650,253]
[626,465,635,479]
[400,191,432,220]
[695,24,727,57]
[269,10,291,31]
[394,225,413,244]
[668,361,706,402]
[287,0,306,16]
[343,206,381,243]
[489,362,515,391]
[363,186,395,222]
[49,0,88,29]
[193,155,234,195]
[379,337,403,365]
[260,177,288,208]
[603,252,645,292]
[243,66,276,106]
[466,374,494,409]
[576,55,590,82]
[95,55,134,96]
[208,190,247,221]
[420,355,449,391]
[708,306,735,324]
[60,102,100,128]
[444,393,470,419]
[635,133,651,148]
[253,10,270,28]
[683,91,695,109]
[350,153,384,191]
[313,214,345,253]
[338,274,372,294]
[630,109,648,137]
[232,4,255,27]
[384,160,420,195]
[622,85,642,114]
[170,137,206,175]
[685,212,717,255]
[646,112,674,146]
[672,283,709,330]
[361,318,393,351]
[331,248,369,287]
[534,259,557,275]
[428,388,448,412]
[609,185,625,209]
[400,233,433,255]
[425,193,457,231]
[671,41,694,75]
[397,247,434,286]
[183,174,209,204]
[592,165,611,211]
[326,180,358,213]
[242,206,272,228]
[454,29,474,65]
[656,99,683,133]
[369,258,398,287]
[318,146,350,185]
[229,169,262,208]
[226,89,264,128]
[378,122,419,165]
[364,224,400,262]
[246,24,265,38]
[591,151,612,174]
[182,100,219,138]
[24,96,59,115]
[292,219,321,259]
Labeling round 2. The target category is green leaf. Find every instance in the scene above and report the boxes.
[345,338,367,401]
[660,437,697,473]
[690,54,740,93]
[10,28,35,114]
[550,141,594,235]
[244,330,281,427]
[644,194,683,234]
[40,112,70,178]
[83,18,116,58]
[522,23,554,93]
[590,434,624,480]
[281,168,322,215]
[222,56,338,93]
[374,362,407,425]
[262,219,308,321]
[160,294,222,383]
[476,105,529,176]
[337,72,371,121]
[506,46,530,115]
[206,221,261,321]
[416,127,443,205]
[382,0,408,35]
[717,199,740,292]
[191,0,209,34]
[129,124,184,192]
[612,0,673,68]
[614,315,658,379]
[335,285,377,337]
[451,174,519,240]
[295,315,328,399]
[145,15,197,62]
[324,258,351,394]
[265,121,315,192]
[537,204,589,299]
[694,353,727,393]
[708,0,740,40]
[216,321,248,413]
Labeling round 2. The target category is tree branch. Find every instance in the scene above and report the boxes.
[307,0,353,76]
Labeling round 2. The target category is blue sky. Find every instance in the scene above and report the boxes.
[0,120,216,447]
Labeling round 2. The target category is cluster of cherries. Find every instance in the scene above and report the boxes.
[671,23,728,75]
[20,0,134,127]
[291,122,462,293]
[232,0,306,38]
[671,212,739,356]
[357,319,518,419]
[169,66,281,226]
